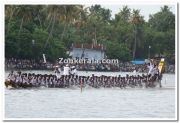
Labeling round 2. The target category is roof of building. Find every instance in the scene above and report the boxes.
[71,43,106,51]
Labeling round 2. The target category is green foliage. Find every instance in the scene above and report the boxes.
[149,6,175,32]
[5,5,175,63]
[106,42,132,61]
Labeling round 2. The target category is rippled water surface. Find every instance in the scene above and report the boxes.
[5,71,176,118]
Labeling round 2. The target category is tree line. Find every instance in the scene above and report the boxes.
[5,5,175,64]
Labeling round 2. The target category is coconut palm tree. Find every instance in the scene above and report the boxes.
[5,5,18,34]
[32,5,44,29]
[44,5,83,48]
[131,9,144,59]
[15,5,36,35]
[73,6,89,42]
[115,6,131,23]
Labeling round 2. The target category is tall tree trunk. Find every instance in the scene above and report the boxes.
[44,14,56,49]
[94,26,97,45]
[60,23,67,42]
[133,25,137,60]
[45,16,53,31]
[7,8,16,35]
[38,14,42,28]
[18,16,24,36]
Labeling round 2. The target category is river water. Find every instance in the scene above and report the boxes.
[5,71,176,119]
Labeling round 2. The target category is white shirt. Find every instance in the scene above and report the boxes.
[63,66,70,75]
[148,64,154,75]
[15,76,21,83]
[55,69,61,78]
[23,77,28,83]
[53,79,57,85]
[71,69,77,75]
[152,67,159,76]
[10,75,16,82]
[31,77,36,85]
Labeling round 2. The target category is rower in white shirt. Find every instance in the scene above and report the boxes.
[70,66,77,75]
[54,65,61,78]
[147,59,154,77]
[63,64,70,75]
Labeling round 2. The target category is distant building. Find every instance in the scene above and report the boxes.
[69,43,106,60]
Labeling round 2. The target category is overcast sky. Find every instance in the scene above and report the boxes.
[92,4,175,21]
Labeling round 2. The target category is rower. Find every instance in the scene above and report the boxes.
[70,66,77,75]
[5,71,15,88]
[151,65,159,80]
[63,64,70,75]
[147,59,154,78]
[7,71,14,81]
[54,65,61,78]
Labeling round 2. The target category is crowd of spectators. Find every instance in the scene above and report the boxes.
[5,58,175,73]
[67,62,146,72]
[5,58,53,70]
